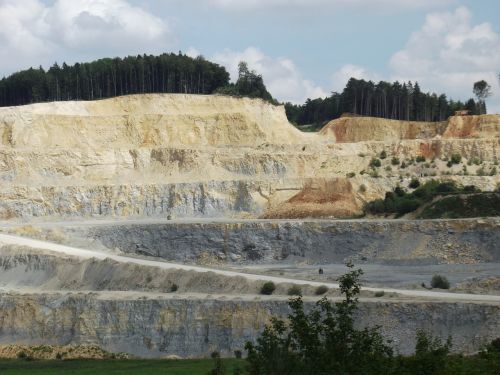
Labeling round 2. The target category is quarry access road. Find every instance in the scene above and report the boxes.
[1,232,499,304]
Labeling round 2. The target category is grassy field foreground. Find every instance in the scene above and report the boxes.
[0,358,245,375]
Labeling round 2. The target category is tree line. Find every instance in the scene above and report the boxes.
[215,62,276,104]
[286,78,485,129]
[0,52,230,106]
[1,54,495,129]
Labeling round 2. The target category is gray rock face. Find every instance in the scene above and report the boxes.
[0,293,497,358]
[80,219,500,265]
[0,180,267,220]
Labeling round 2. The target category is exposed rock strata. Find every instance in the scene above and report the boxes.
[0,293,497,357]
[1,95,498,220]
[69,218,500,265]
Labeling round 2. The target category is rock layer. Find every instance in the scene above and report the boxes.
[0,293,497,357]
[64,218,500,265]
[1,95,498,220]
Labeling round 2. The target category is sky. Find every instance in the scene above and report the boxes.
[0,0,499,112]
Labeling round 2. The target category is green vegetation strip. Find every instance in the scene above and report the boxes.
[0,359,244,375]
[365,179,499,218]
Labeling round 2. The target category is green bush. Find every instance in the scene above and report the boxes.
[436,181,458,193]
[260,281,276,295]
[315,285,328,295]
[374,291,385,297]
[346,172,356,178]
[170,283,178,292]
[391,157,400,166]
[416,155,426,163]
[370,158,382,168]
[463,185,479,193]
[359,184,367,193]
[450,153,462,164]
[380,150,387,159]
[287,285,302,296]
[488,338,500,352]
[431,275,450,289]
[409,178,420,189]
[394,186,406,197]
[396,198,421,216]
[17,351,33,361]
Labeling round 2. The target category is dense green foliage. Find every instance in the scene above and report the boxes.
[215,62,276,103]
[285,78,480,129]
[245,264,394,375]
[244,265,500,375]
[0,358,244,375]
[0,53,230,106]
[364,180,491,218]
[419,193,500,219]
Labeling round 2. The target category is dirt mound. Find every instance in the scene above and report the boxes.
[319,116,445,143]
[261,178,363,219]
[443,115,500,138]
[0,344,131,360]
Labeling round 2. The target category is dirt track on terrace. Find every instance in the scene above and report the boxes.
[1,233,499,304]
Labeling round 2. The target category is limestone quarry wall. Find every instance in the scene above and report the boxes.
[0,94,309,150]
[0,293,497,357]
[0,95,498,221]
[320,115,500,143]
[2,138,498,185]
[2,176,497,221]
[67,218,500,265]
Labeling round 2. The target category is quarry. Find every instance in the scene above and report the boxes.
[0,94,499,358]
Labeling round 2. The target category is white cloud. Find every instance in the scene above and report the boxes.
[0,0,172,76]
[331,64,380,92]
[389,6,500,112]
[212,47,327,103]
[185,47,201,59]
[327,7,500,113]
[206,0,451,10]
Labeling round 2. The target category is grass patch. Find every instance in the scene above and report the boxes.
[0,359,245,375]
